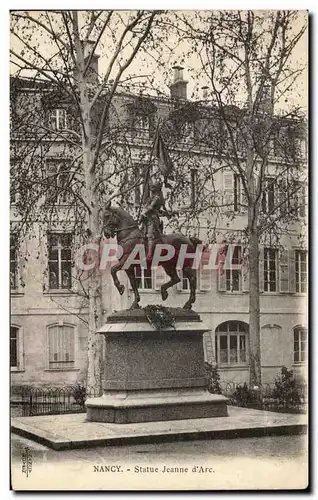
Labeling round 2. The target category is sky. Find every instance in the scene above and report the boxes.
[10,10,308,114]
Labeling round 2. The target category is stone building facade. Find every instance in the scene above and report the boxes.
[10,66,307,388]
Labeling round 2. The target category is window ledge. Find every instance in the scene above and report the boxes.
[262,292,302,296]
[44,368,79,372]
[217,365,249,370]
[43,290,74,296]
[10,291,24,297]
[293,363,307,367]
[11,368,25,372]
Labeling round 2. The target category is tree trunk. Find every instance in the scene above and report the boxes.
[81,99,104,393]
[83,134,104,393]
[248,219,262,389]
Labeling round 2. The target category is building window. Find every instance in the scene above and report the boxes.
[262,178,275,213]
[10,235,18,290]
[226,246,242,292]
[180,270,198,290]
[293,326,307,364]
[10,326,19,368]
[48,233,72,290]
[46,159,71,205]
[293,183,306,218]
[135,266,153,290]
[295,250,307,293]
[49,108,67,131]
[264,248,278,292]
[215,321,248,365]
[190,169,197,207]
[48,324,75,369]
[131,164,151,208]
[184,121,195,142]
[134,115,150,138]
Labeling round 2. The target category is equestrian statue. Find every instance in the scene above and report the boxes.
[102,180,201,310]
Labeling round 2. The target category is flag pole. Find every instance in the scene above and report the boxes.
[137,118,161,223]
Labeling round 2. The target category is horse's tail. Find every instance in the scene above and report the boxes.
[189,237,202,250]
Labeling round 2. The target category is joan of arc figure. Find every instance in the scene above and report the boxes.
[140,181,170,261]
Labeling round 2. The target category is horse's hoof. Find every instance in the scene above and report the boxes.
[118,284,125,295]
[161,288,168,301]
[183,303,192,310]
[130,302,140,310]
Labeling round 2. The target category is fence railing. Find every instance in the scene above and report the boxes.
[217,381,307,413]
[11,381,307,417]
[11,386,101,417]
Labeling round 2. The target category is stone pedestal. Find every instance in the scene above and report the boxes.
[86,308,228,423]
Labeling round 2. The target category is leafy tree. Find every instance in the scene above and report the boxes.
[10,10,166,392]
[169,10,307,388]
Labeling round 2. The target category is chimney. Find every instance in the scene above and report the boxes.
[169,66,188,100]
[202,86,209,99]
[84,40,99,84]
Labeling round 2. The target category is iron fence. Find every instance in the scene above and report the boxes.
[11,386,101,417]
[11,381,307,417]
[219,381,307,413]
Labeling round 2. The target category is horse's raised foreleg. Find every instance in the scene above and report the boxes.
[126,266,141,309]
[182,266,197,310]
[110,259,125,296]
[160,267,180,301]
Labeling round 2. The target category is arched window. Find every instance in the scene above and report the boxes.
[215,321,248,365]
[293,326,307,364]
[47,324,75,369]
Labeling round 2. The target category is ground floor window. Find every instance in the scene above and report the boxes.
[215,321,248,365]
[135,266,153,289]
[293,326,307,363]
[48,324,75,369]
[226,246,242,292]
[10,326,19,368]
[295,250,307,293]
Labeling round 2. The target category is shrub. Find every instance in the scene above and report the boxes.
[231,383,258,407]
[205,363,222,394]
[71,383,87,405]
[272,366,302,407]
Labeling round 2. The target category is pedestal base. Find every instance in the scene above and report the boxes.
[86,308,228,423]
[86,389,228,423]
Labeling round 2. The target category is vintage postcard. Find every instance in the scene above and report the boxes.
[10,9,308,491]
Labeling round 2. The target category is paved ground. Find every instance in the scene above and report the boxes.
[11,405,307,451]
[11,426,308,491]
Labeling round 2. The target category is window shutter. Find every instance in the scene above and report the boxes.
[242,250,249,292]
[289,249,296,293]
[259,247,264,292]
[200,266,211,291]
[279,249,289,292]
[279,177,288,217]
[218,268,226,292]
[154,267,166,291]
[200,249,211,291]
[241,183,248,213]
[223,171,234,210]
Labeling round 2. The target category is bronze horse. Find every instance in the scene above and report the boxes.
[102,204,201,310]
